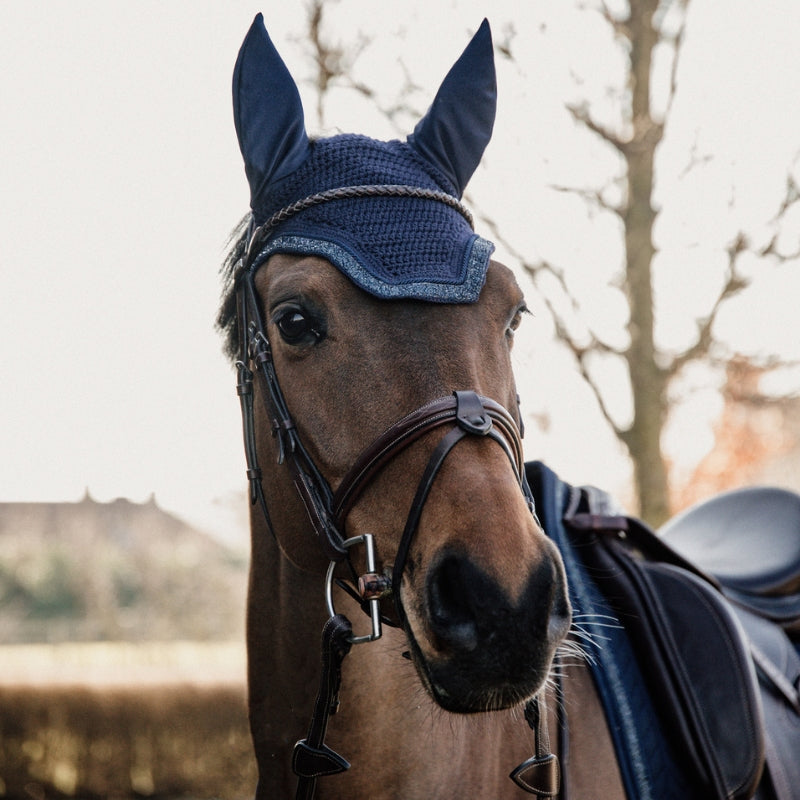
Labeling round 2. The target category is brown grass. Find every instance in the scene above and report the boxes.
[0,644,257,799]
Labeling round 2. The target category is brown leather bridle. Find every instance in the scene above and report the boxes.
[232,195,560,799]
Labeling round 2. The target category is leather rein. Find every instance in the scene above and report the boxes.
[232,194,560,798]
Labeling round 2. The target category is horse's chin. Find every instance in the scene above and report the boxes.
[406,632,559,715]
[429,679,542,715]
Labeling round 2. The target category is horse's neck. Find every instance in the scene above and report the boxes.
[246,520,329,789]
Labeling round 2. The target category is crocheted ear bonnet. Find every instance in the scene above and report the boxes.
[232,14,496,303]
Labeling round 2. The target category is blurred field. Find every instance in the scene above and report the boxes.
[0,642,257,799]
[0,642,247,687]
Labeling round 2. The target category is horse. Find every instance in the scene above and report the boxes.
[218,15,800,800]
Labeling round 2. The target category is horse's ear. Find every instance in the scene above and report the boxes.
[232,13,310,210]
[407,19,496,197]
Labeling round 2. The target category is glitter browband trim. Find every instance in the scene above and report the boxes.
[246,234,493,303]
[245,184,474,267]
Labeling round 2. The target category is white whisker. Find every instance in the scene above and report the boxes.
[556,639,596,666]
[571,612,619,623]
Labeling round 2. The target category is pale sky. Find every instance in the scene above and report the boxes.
[2,1,799,547]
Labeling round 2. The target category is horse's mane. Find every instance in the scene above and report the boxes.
[217,214,251,362]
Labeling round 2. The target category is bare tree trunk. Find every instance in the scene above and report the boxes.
[620,0,670,525]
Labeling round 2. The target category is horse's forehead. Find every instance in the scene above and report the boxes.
[483,259,523,302]
[257,254,521,319]
[258,255,341,300]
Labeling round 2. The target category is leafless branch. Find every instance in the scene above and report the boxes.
[678,135,713,180]
[550,182,626,218]
[758,167,800,260]
[473,201,626,356]
[757,232,800,262]
[472,200,627,435]
[661,7,689,119]
[667,233,751,375]
[546,302,629,438]
[471,206,574,305]
[595,0,632,41]
[567,102,627,154]
[332,56,424,136]
[771,171,800,224]
[495,22,518,60]
[305,0,370,126]
[666,163,800,377]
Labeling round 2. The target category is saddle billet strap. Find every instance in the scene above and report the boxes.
[733,605,800,800]
[332,392,525,531]
[565,498,723,593]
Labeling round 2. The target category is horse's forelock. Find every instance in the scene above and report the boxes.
[217,214,251,362]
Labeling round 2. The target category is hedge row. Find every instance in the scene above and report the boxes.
[0,683,257,799]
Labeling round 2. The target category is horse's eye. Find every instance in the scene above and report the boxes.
[506,304,529,342]
[275,307,322,345]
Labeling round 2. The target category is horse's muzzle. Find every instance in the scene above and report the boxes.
[418,541,571,713]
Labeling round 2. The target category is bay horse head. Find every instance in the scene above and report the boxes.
[219,14,571,796]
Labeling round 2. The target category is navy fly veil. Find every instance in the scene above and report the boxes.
[232,14,497,301]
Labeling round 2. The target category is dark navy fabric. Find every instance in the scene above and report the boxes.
[406,18,496,196]
[527,461,699,800]
[232,14,497,303]
[232,14,310,207]
[246,136,493,301]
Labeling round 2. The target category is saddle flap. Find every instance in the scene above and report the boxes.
[734,606,800,799]
[640,562,765,797]
[573,517,766,800]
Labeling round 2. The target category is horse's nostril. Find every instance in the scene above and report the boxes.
[428,556,480,651]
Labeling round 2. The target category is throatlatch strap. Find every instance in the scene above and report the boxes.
[293,614,353,800]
